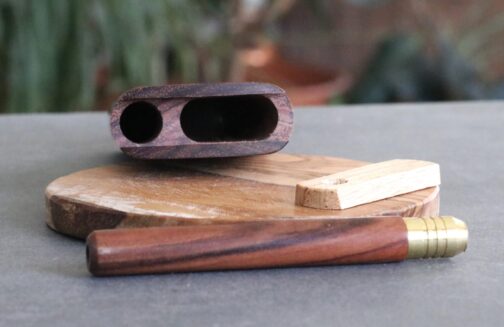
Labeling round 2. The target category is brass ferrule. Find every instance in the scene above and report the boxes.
[403,216,468,259]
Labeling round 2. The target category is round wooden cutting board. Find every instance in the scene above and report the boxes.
[45,153,439,239]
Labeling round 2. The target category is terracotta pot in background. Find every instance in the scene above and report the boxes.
[240,44,353,106]
[95,44,353,110]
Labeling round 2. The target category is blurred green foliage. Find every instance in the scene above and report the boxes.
[346,1,504,103]
[347,34,504,103]
[2,0,503,112]
[348,35,477,102]
[0,0,233,113]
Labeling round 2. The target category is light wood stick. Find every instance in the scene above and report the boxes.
[295,159,440,210]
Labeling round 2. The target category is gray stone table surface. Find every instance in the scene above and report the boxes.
[1,101,503,326]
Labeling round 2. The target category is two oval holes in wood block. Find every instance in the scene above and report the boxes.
[110,83,293,159]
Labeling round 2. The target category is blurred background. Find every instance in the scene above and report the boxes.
[1,0,504,113]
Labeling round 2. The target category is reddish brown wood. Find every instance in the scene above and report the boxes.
[110,83,293,159]
[87,216,408,276]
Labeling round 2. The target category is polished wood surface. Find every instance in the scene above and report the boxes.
[296,159,441,209]
[87,217,409,275]
[45,153,439,239]
[110,83,293,159]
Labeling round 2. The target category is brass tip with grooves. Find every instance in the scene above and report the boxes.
[403,216,468,259]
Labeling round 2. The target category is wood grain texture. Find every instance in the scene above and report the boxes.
[45,153,440,239]
[296,159,441,209]
[87,217,409,275]
[110,83,293,159]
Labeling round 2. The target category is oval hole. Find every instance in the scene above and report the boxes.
[120,101,163,143]
[180,95,278,142]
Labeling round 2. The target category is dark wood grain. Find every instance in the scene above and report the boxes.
[110,82,293,159]
[87,216,409,275]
